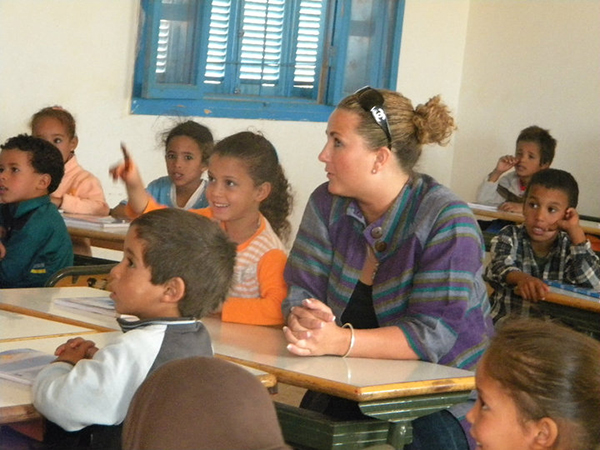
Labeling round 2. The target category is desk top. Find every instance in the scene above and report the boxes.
[203,318,474,402]
[0,332,275,425]
[0,287,120,332]
[0,310,96,343]
[471,205,600,236]
[0,288,475,404]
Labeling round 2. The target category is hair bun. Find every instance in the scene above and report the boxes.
[412,95,456,146]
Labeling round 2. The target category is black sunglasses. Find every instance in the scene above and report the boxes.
[355,86,393,149]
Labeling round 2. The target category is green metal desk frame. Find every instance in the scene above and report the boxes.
[276,391,471,449]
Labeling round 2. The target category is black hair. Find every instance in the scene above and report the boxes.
[517,126,557,166]
[0,134,64,193]
[162,120,214,162]
[525,168,579,208]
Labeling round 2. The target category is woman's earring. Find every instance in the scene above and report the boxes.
[371,168,377,174]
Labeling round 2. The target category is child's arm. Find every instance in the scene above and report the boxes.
[498,201,523,213]
[557,208,587,246]
[506,271,549,300]
[109,145,152,216]
[487,155,519,183]
[559,208,600,290]
[221,249,288,326]
[476,156,519,206]
[0,220,53,287]
[56,172,110,216]
[484,225,548,300]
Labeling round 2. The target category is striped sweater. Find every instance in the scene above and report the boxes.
[141,198,288,325]
[283,176,494,369]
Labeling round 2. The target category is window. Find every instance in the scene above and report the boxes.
[132,0,405,121]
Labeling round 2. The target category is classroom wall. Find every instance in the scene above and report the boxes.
[451,0,600,217]
[0,0,597,246]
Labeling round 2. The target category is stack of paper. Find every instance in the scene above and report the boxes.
[0,349,55,385]
[54,297,117,316]
[62,213,130,231]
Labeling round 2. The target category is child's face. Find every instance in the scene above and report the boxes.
[32,116,78,163]
[165,135,206,191]
[0,149,49,203]
[523,185,569,246]
[514,141,548,181]
[206,154,268,224]
[467,362,541,450]
[108,227,170,319]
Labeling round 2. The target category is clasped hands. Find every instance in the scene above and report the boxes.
[54,337,99,365]
[283,298,349,357]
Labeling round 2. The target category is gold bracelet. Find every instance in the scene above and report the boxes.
[341,323,355,358]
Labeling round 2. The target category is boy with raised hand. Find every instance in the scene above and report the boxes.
[32,208,237,449]
[485,168,600,322]
[476,125,556,212]
[0,134,73,287]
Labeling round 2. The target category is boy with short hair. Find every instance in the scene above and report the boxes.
[0,134,73,287]
[476,125,557,212]
[32,208,237,448]
[485,168,600,322]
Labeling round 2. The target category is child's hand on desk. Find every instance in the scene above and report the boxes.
[498,201,523,213]
[557,207,587,245]
[54,337,99,365]
[510,273,549,301]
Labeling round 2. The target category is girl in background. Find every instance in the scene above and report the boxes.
[467,319,600,450]
[112,131,293,326]
[31,106,109,216]
[111,120,213,218]
[31,106,110,256]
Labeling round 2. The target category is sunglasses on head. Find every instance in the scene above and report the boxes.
[354,86,393,149]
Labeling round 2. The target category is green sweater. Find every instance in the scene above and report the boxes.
[0,196,73,288]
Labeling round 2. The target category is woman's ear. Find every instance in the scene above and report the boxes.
[162,277,186,305]
[530,417,559,449]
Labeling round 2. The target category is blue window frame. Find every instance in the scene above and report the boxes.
[132,0,405,122]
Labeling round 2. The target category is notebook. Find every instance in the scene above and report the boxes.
[61,213,130,231]
[0,349,55,385]
[545,280,600,301]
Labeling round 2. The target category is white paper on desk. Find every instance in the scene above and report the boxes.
[61,213,130,231]
[54,297,117,317]
[0,349,55,385]
[467,203,499,212]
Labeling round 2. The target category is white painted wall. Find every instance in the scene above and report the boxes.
[451,0,600,217]
[1,0,597,250]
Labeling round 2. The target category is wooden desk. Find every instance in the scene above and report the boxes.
[471,206,600,236]
[0,332,276,426]
[0,291,475,449]
[540,290,600,339]
[203,318,475,449]
[67,226,126,251]
[0,287,119,332]
[0,310,97,343]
